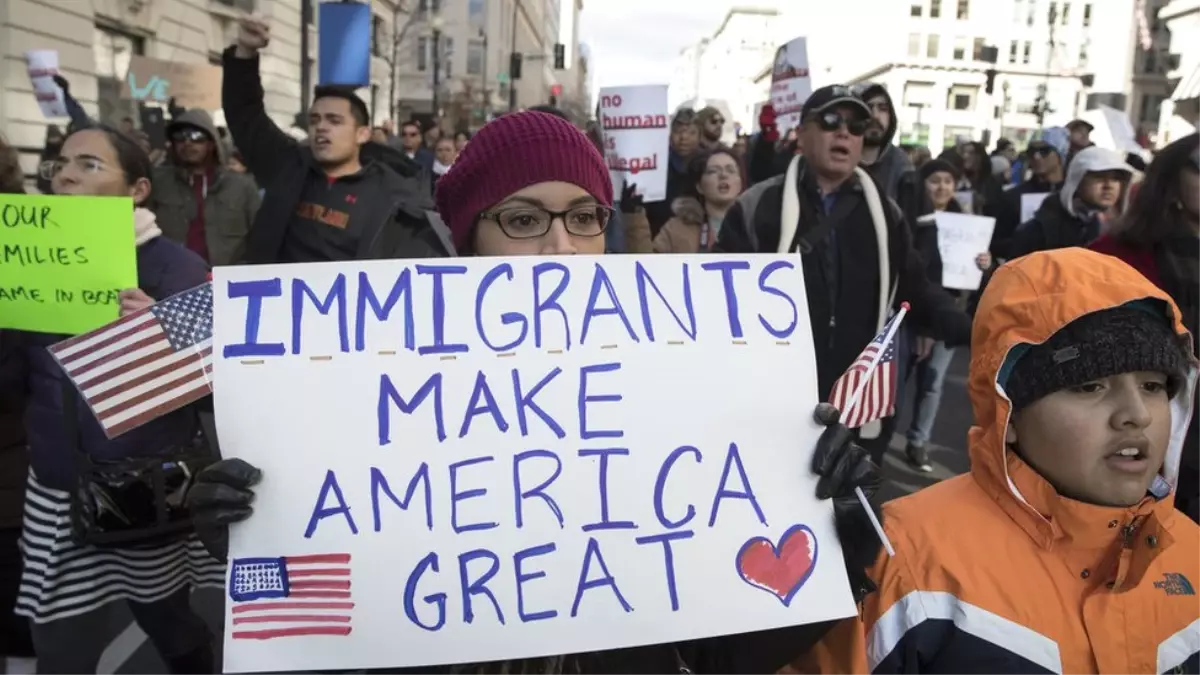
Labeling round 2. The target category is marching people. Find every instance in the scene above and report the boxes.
[695,106,725,149]
[992,127,1068,259]
[1091,133,1200,523]
[808,248,1200,673]
[854,83,913,201]
[2,125,221,674]
[431,136,457,188]
[642,108,701,237]
[222,17,450,263]
[150,108,260,267]
[185,109,884,674]
[955,140,1005,217]
[394,120,435,177]
[625,146,746,253]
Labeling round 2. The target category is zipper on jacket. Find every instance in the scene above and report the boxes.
[1110,516,1143,591]
[365,195,406,256]
[828,315,837,349]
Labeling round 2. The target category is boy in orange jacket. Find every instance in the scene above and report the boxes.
[801,248,1199,674]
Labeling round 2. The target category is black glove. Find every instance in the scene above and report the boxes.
[52,75,69,94]
[186,458,262,562]
[811,403,883,604]
[620,181,643,214]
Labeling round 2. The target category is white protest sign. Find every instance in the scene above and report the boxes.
[213,255,856,673]
[24,50,68,118]
[599,86,670,202]
[1020,192,1051,224]
[935,213,996,291]
[770,37,811,134]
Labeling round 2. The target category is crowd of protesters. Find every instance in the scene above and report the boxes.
[0,12,1197,674]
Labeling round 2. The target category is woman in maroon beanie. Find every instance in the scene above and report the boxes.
[433,110,614,257]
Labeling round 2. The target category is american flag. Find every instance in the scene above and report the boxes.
[48,283,213,439]
[229,554,354,640]
[827,305,909,429]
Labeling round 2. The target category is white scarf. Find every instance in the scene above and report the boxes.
[134,207,163,247]
[433,159,453,176]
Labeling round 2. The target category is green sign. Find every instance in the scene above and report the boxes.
[497,72,510,85]
[0,194,137,335]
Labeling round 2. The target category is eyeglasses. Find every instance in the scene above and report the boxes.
[170,128,208,144]
[479,205,613,239]
[710,117,726,126]
[40,157,109,179]
[809,111,869,136]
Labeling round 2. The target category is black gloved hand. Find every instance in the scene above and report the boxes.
[811,402,883,604]
[186,458,262,562]
[51,75,69,94]
[620,181,643,214]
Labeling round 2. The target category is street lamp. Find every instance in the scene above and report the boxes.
[431,14,444,121]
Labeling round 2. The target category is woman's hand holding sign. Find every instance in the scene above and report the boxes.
[186,458,261,562]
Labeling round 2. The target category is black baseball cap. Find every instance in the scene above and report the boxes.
[801,85,871,121]
[312,85,371,126]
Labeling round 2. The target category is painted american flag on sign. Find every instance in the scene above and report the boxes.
[48,283,213,439]
[229,554,354,640]
[827,305,908,429]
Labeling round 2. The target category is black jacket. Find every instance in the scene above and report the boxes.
[992,177,1061,260]
[1009,190,1102,260]
[716,159,971,398]
[221,47,451,263]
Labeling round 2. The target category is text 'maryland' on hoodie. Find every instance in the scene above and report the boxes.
[801,248,1199,674]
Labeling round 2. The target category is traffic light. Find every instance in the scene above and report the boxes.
[550,83,562,105]
[985,68,998,95]
[510,52,523,80]
[553,43,565,70]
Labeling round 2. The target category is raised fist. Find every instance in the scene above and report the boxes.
[235,17,270,57]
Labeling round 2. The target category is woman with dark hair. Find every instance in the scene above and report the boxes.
[187,111,882,675]
[1,125,221,672]
[955,141,1005,217]
[625,146,746,253]
[454,129,472,153]
[1091,132,1200,523]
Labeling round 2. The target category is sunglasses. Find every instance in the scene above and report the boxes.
[1030,146,1056,157]
[171,128,208,143]
[809,111,869,136]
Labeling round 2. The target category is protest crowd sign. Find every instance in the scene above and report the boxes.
[770,37,812,134]
[213,254,856,672]
[934,212,996,291]
[598,86,670,202]
[23,50,68,118]
[0,194,137,334]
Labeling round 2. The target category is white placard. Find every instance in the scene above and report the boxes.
[213,255,855,673]
[599,86,670,202]
[770,37,812,134]
[1020,192,1052,224]
[24,50,68,118]
[935,213,996,291]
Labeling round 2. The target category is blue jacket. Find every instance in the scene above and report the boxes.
[0,236,209,491]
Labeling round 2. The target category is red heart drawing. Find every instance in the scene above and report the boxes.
[736,524,818,606]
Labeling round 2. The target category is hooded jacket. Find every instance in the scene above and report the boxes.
[803,248,1200,674]
[624,197,718,254]
[856,84,913,202]
[1009,147,1132,260]
[151,108,262,266]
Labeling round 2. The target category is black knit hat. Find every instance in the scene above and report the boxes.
[1005,306,1188,412]
[920,158,961,183]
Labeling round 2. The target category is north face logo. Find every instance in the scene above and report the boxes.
[1153,573,1196,595]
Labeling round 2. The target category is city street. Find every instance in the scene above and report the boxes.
[89,353,979,673]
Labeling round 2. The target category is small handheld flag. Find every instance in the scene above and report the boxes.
[828,304,909,429]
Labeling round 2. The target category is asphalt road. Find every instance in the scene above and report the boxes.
[70,351,978,674]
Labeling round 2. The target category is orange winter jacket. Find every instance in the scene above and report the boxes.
[802,248,1200,674]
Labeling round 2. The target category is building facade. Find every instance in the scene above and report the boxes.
[1157,0,1200,144]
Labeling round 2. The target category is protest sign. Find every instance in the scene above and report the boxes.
[599,86,670,202]
[0,194,136,334]
[213,255,856,673]
[318,1,372,87]
[1020,192,1051,224]
[770,37,811,133]
[122,56,223,110]
[24,50,68,118]
[935,212,996,290]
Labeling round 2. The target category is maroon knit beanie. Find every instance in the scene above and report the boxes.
[434,110,613,252]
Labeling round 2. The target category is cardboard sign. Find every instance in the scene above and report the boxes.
[121,56,222,110]
[318,1,372,87]
[1020,192,1051,224]
[935,212,996,291]
[599,85,670,202]
[213,255,856,673]
[770,37,812,134]
[0,195,137,334]
[24,50,68,118]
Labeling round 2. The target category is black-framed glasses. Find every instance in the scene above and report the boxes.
[170,128,208,144]
[711,117,726,126]
[810,111,868,136]
[479,205,613,239]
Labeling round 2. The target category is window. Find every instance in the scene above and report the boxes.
[1142,49,1157,74]
[1027,2,1035,26]
[443,37,454,78]
[948,84,977,110]
[1013,0,1024,23]
[927,34,940,57]
[903,81,935,107]
[94,25,144,124]
[973,37,986,60]
[911,3,922,16]
[1080,42,1090,68]
[418,0,441,13]
[953,36,967,60]
[1139,94,1163,124]
[1022,41,1032,64]
[1061,2,1070,25]
[908,32,921,57]
[1083,3,1092,27]
[1009,40,1019,62]
[1048,2,1058,25]
[930,0,941,17]
[371,14,385,57]
[417,36,428,71]
[468,0,486,31]
[957,0,969,19]
[467,40,485,75]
